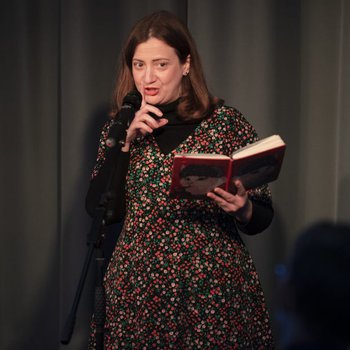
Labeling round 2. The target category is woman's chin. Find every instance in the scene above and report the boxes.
[144,95,161,105]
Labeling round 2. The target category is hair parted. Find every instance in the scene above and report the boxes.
[111,10,215,120]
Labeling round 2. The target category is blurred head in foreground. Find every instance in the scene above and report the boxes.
[276,221,350,349]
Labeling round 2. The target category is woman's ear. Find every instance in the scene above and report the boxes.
[183,55,191,76]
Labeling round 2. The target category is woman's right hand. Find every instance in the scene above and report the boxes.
[121,103,168,152]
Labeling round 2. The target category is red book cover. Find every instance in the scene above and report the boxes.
[169,135,286,199]
[227,145,286,193]
[169,155,231,199]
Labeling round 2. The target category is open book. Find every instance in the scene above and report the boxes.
[169,134,286,199]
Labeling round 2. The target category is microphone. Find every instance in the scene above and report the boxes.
[106,90,142,148]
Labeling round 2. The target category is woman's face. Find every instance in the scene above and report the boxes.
[132,37,190,105]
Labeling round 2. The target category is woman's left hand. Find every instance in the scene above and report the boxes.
[207,179,253,224]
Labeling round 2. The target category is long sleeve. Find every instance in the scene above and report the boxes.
[85,120,130,224]
[85,103,200,225]
[236,197,274,235]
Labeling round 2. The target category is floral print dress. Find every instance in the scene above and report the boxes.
[89,105,274,349]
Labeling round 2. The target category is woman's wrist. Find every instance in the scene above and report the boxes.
[234,199,253,225]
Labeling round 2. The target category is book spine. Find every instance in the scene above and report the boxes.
[226,159,234,192]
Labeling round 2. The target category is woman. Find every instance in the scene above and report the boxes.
[87,10,274,349]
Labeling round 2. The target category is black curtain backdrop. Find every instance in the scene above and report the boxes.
[1,1,350,349]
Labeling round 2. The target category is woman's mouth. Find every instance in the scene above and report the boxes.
[144,88,159,96]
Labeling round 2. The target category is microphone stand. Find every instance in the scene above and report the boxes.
[61,122,126,350]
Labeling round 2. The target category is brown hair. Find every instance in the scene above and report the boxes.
[111,10,214,120]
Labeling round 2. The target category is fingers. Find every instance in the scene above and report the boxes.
[207,190,238,216]
[133,105,163,129]
[207,184,249,216]
[211,187,236,201]
[135,104,163,126]
[208,189,252,223]
[128,103,167,139]
[233,179,246,196]
[207,188,236,212]
[207,188,237,210]
[207,190,231,209]
[209,180,246,201]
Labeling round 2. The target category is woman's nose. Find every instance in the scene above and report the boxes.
[144,66,156,83]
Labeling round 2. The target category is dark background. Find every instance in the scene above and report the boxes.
[1,0,350,349]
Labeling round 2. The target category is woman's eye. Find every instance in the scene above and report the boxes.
[158,62,168,68]
[133,62,143,69]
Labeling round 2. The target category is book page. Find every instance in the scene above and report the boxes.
[231,135,285,159]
